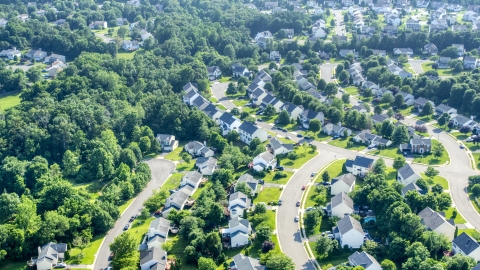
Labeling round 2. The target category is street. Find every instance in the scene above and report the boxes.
[211,82,236,111]
[332,9,345,36]
[408,59,430,75]
[94,158,175,270]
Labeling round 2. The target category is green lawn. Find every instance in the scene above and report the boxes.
[368,147,402,159]
[464,141,480,152]
[232,99,249,107]
[459,229,480,241]
[117,50,138,60]
[254,187,282,203]
[280,149,318,169]
[450,132,469,141]
[445,207,466,224]
[216,104,227,111]
[129,216,156,243]
[412,140,450,165]
[304,184,331,209]
[473,153,480,170]
[328,137,366,151]
[66,233,106,264]
[0,262,27,270]
[159,173,183,193]
[343,86,359,96]
[260,170,294,185]
[421,62,433,72]
[467,186,480,215]
[209,96,218,103]
[397,105,414,116]
[164,142,186,161]
[414,114,435,123]
[176,160,195,172]
[314,159,348,182]
[309,241,354,268]
[421,173,449,190]
[192,181,212,200]
[219,76,233,82]
[385,167,398,185]
[403,63,416,74]
[68,179,107,200]
[0,92,21,112]
[169,235,199,270]
[421,62,469,76]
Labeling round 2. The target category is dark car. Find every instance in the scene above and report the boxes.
[304,136,310,140]
[322,181,331,186]
[123,224,130,230]
[296,201,301,207]
[259,179,265,185]
[276,166,284,171]
[278,199,283,206]
[297,134,303,138]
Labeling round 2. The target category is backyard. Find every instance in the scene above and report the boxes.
[65,234,105,264]
[259,170,294,185]
[254,187,282,203]
[0,92,21,112]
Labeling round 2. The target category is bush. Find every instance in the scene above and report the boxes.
[254,170,267,177]
[287,151,299,160]
[471,184,480,196]
[275,171,287,178]
[469,175,480,187]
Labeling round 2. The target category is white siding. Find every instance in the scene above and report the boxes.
[340,230,364,248]
[331,181,354,196]
[331,203,354,218]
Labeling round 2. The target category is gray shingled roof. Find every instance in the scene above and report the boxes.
[140,247,167,266]
[169,189,189,207]
[418,207,449,230]
[371,114,389,123]
[237,174,259,191]
[436,104,454,112]
[472,262,480,270]
[183,171,202,186]
[239,121,259,135]
[149,217,170,235]
[398,164,418,180]
[453,232,480,255]
[411,138,432,146]
[220,112,239,125]
[331,192,354,210]
[332,173,356,187]
[232,253,266,270]
[353,156,374,169]
[337,215,364,235]
[348,251,380,269]
[229,216,250,229]
[229,191,248,202]
[401,183,425,196]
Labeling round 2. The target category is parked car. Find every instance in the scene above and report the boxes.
[302,185,307,190]
[278,199,283,206]
[294,216,299,222]
[311,172,316,177]
[460,144,465,149]
[54,263,66,268]
[124,224,130,230]
[276,166,284,171]
[268,134,272,138]
[304,136,310,140]
[108,253,114,261]
[322,181,331,186]
[297,134,303,138]
[259,179,265,185]
[306,207,316,212]
[296,201,301,207]
[285,136,291,140]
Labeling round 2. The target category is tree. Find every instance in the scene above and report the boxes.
[374,105,382,115]
[431,184,443,194]
[394,94,404,108]
[328,107,342,124]
[317,79,327,90]
[425,166,439,178]
[402,242,430,270]
[342,93,350,104]
[433,143,444,158]
[392,125,410,144]
[422,102,433,116]
[322,171,330,182]
[381,120,395,138]
[226,83,237,94]
[198,257,217,270]
[265,252,295,270]
[381,93,394,104]
[26,66,43,83]
[393,156,406,170]
[339,70,350,82]
[264,104,276,117]
[381,259,397,270]
[373,158,386,175]
[309,119,322,134]
[262,240,275,253]
[256,224,273,242]
[304,209,321,233]
[224,44,236,59]
[110,232,138,269]
[204,232,222,258]
[227,130,240,142]
[325,83,338,97]
[0,192,20,223]
[278,110,291,125]
[471,184,480,196]
[315,236,338,259]
[181,152,191,164]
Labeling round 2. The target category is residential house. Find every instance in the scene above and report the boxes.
[139,247,167,270]
[463,11,479,21]
[469,5,480,12]
[219,112,242,136]
[269,138,294,156]
[34,243,67,270]
[89,21,107,29]
[184,141,214,158]
[332,215,365,248]
[345,156,374,176]
[327,192,355,218]
[140,30,154,44]
[228,192,251,219]
[46,60,67,77]
[0,49,21,60]
[323,123,352,137]
[44,53,66,63]
[235,174,259,197]
[116,18,128,26]
[435,104,457,115]
[353,131,391,147]
[147,217,170,250]
[396,91,415,106]
[464,56,479,69]
[324,1,336,8]
[473,22,480,31]
[362,81,379,92]
[196,157,217,176]
[280,102,303,120]
[418,207,455,240]
[0,19,7,27]
[397,164,421,186]
[313,8,324,15]
[452,232,480,261]
[207,66,222,80]
[430,1,445,9]
[406,19,421,31]
[339,49,356,58]
[255,31,273,48]
[17,14,29,22]
[311,25,327,38]
[244,3,257,9]
[53,19,66,26]
[282,28,294,38]
[203,103,224,121]
[331,173,356,195]
[452,24,468,32]
[180,171,203,196]
[386,12,401,26]
[424,43,438,55]
[383,25,398,36]
[408,138,432,154]
[371,50,386,56]
[474,263,480,270]
[162,189,190,217]
[387,63,413,78]
[256,69,272,82]
[371,114,390,125]
[238,121,268,145]
[296,77,316,91]
[192,96,210,111]
[348,251,382,270]
[401,182,426,196]
[270,51,281,62]
[414,97,435,113]
[264,1,278,9]
[122,40,139,51]
[251,151,277,171]
[231,254,265,270]
[300,110,324,129]
[447,3,462,11]
[227,217,252,247]
[156,134,178,152]
[436,57,451,68]
[233,65,251,78]
[26,49,47,61]
[452,44,465,56]
[429,23,448,33]
[451,114,474,128]
[250,88,267,105]
[393,48,414,56]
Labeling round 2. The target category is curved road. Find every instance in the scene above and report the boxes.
[212,86,480,269]
[94,158,175,270]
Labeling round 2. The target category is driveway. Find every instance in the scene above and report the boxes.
[94,158,175,270]
[408,59,431,75]
[320,63,336,83]
[95,33,114,43]
[332,9,345,36]
[211,82,236,111]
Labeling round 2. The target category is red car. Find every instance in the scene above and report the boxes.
[302,185,306,190]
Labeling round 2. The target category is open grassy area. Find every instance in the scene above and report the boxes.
[314,159,347,182]
[159,173,183,193]
[328,137,366,151]
[450,132,469,141]
[69,179,107,200]
[0,262,27,270]
[66,233,106,264]
[164,142,186,161]
[129,216,156,243]
[343,86,359,96]
[280,148,318,169]
[309,241,355,268]
[421,173,449,190]
[421,62,469,76]
[464,141,480,152]
[412,140,450,165]
[304,184,331,209]
[0,92,21,112]
[232,99,249,107]
[467,186,480,215]
[176,160,195,172]
[445,206,466,224]
[192,181,212,200]
[117,50,141,60]
[414,114,435,123]
[254,187,282,203]
[368,147,402,159]
[396,105,414,116]
[260,170,294,185]
[473,153,480,170]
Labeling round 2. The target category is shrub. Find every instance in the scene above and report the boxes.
[287,151,299,160]
[275,171,287,178]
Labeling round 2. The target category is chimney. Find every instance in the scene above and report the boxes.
[38,246,41,255]
[12,47,16,51]
[204,141,207,146]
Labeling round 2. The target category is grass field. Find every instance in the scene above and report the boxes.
[421,62,468,76]
[314,159,347,182]
[280,149,318,169]
[464,141,480,152]
[192,181,212,200]
[69,179,107,200]
[412,140,449,165]
[254,187,282,203]
[414,114,435,123]
[328,137,366,151]
[368,147,402,159]
[66,233,106,264]
[473,153,480,170]
[421,173,449,190]
[343,86,359,96]
[169,235,200,270]
[0,92,21,112]
[0,262,27,270]
[309,241,356,268]
[260,170,294,184]
[450,132,469,141]
[445,207,466,224]
[159,173,183,193]
[117,49,143,60]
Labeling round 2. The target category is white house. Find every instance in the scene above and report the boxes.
[207,66,222,80]
[252,151,277,171]
[323,123,352,137]
[139,247,167,270]
[280,102,303,120]
[452,232,480,261]
[89,21,107,29]
[269,138,294,156]
[182,83,200,105]
[26,49,47,61]
[228,192,251,219]
[223,217,252,248]
[345,156,374,176]
[270,51,281,61]
[331,173,356,195]
[300,110,324,129]
[452,44,465,56]
[162,189,190,217]
[0,18,7,27]
[122,40,139,51]
[180,171,203,194]
[397,164,421,186]
[348,251,382,270]
[184,141,214,158]
[35,243,67,270]
[156,134,178,152]
[436,104,457,115]
[451,114,474,128]
[238,121,268,145]
[147,217,170,249]
[192,96,210,111]
[235,174,259,197]
[0,49,21,60]
[418,207,455,241]
[196,157,217,176]
[203,103,224,121]
[464,56,479,69]
[333,215,365,248]
[219,112,242,136]
[312,26,327,38]
[396,91,415,106]
[327,192,355,218]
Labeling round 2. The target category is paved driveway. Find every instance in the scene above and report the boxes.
[408,59,431,75]
[94,158,175,270]
[320,63,336,83]
[211,82,235,111]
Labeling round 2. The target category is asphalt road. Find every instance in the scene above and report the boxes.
[211,82,235,111]
[332,9,345,36]
[408,59,431,75]
[94,158,175,270]
[320,63,336,83]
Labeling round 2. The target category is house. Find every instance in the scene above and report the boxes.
[206,66,222,80]
[473,22,480,31]
[362,81,379,91]
[140,247,167,270]
[386,13,401,26]
[231,253,266,270]
[418,207,455,240]
[447,3,462,11]
[371,50,386,56]
[196,157,217,176]
[300,110,324,129]
[34,243,67,270]
[264,1,278,9]
[430,1,445,9]
[452,44,465,56]
[46,60,67,77]
[463,11,479,21]
[184,141,214,158]
[348,251,382,270]
[192,96,210,111]
[429,24,448,33]
[255,31,273,47]
[397,164,421,186]
[268,138,294,156]
[339,49,356,58]
[345,156,374,176]
[233,65,251,78]
[451,114,474,128]
[401,182,426,196]
[351,105,368,114]
[280,102,303,120]
[383,25,398,36]
[235,174,259,197]
[313,8,324,14]
[226,217,252,247]
[282,28,294,39]
[331,173,356,195]
[147,217,170,249]
[180,171,203,195]
[417,0,430,8]
[296,77,316,91]
[414,97,435,113]
[116,18,128,26]
[17,14,29,22]
[252,151,277,171]
[26,49,47,61]
[435,104,457,115]
[53,19,66,26]
[371,114,389,125]
[122,40,139,51]
[156,134,178,152]
[424,43,438,55]
[410,138,432,154]
[452,232,480,261]
[203,103,224,121]
[228,192,251,219]
[311,26,327,38]
[256,70,272,82]
[140,30,154,44]
[387,63,413,78]
[464,56,479,69]
[327,192,355,218]
[238,121,268,145]
[393,48,413,56]
[0,49,21,60]
[396,91,415,106]
[405,19,421,31]
[323,123,352,137]
[353,131,391,147]
[332,215,365,248]
[89,21,107,29]
[270,51,281,62]
[44,53,66,64]
[0,19,7,27]
[162,189,190,217]
[436,57,451,68]
[219,112,242,136]
[452,24,468,32]
[251,88,267,105]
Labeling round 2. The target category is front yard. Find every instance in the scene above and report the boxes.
[368,147,402,159]
[421,173,449,190]
[309,240,357,269]
[254,187,282,203]
[412,140,450,165]
[279,148,318,169]
[473,153,480,170]
[328,137,366,151]
[314,159,348,182]
[343,86,359,96]
[260,170,294,185]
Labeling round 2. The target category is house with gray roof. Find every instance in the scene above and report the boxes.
[397,164,421,186]
[140,247,167,270]
[146,217,170,249]
[435,104,457,115]
[346,156,374,176]
[371,114,389,125]
[252,151,277,172]
[239,121,268,145]
[418,207,455,240]
[162,189,190,217]
[396,91,415,105]
[225,217,252,247]
[327,192,355,218]
[393,47,413,55]
[184,141,214,157]
[401,182,426,197]
[280,102,303,120]
[424,43,438,55]
[351,104,368,113]
[331,173,356,195]
[414,97,435,113]
[235,174,259,197]
[410,138,432,154]
[191,96,210,111]
[332,215,365,248]
[202,103,224,121]
[300,110,324,129]
[228,192,251,219]
[231,253,266,270]
[269,138,294,156]
[451,114,473,128]
[452,232,480,261]
[207,66,222,80]
[196,157,217,176]
[156,134,178,152]
[348,251,381,270]
[35,242,67,270]
[219,112,242,136]
[323,123,352,137]
[180,171,203,193]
